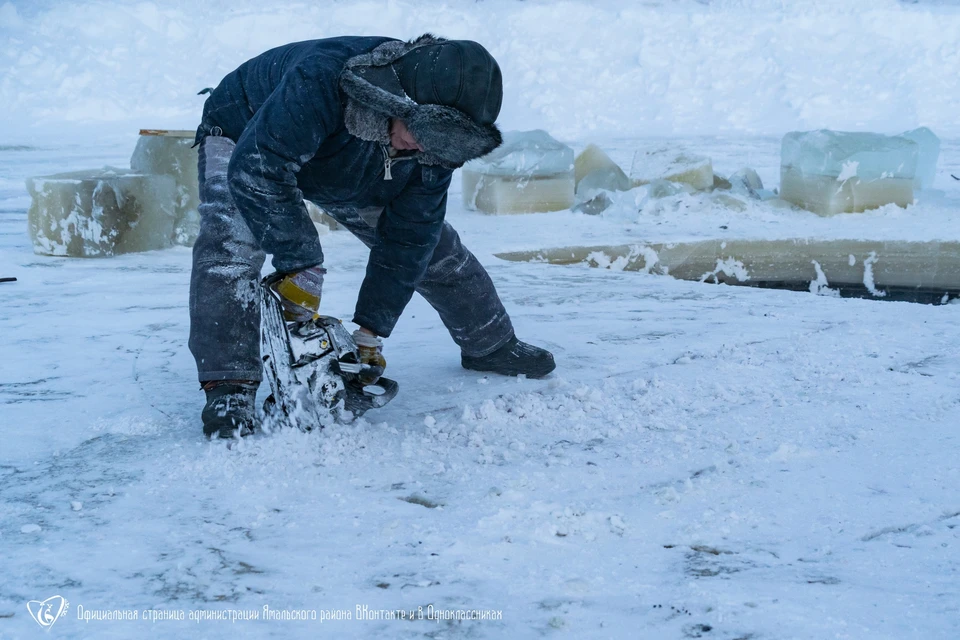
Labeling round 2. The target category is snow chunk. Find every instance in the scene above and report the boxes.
[630,148,714,191]
[20,524,42,534]
[862,251,887,298]
[809,260,839,297]
[646,179,695,200]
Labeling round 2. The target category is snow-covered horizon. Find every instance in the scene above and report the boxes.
[5,0,960,144]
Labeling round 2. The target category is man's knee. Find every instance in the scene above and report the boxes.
[193,213,264,269]
[425,224,470,280]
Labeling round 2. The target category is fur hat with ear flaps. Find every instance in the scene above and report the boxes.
[340,34,504,168]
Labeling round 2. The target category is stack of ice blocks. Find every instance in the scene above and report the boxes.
[462,130,575,214]
[780,129,940,216]
[27,129,200,257]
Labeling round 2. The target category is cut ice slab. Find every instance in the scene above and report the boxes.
[629,148,714,191]
[496,240,960,300]
[574,144,631,191]
[728,168,765,199]
[902,127,940,190]
[27,169,177,257]
[131,130,199,246]
[780,130,918,216]
[464,129,573,177]
[461,172,575,215]
[782,130,919,180]
[462,129,574,214]
[304,200,340,233]
[573,144,632,214]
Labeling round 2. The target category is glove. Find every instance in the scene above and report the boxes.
[353,329,386,385]
[269,265,326,322]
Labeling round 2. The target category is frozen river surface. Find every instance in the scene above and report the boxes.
[1,138,958,639]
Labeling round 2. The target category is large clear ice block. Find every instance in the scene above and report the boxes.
[27,169,177,257]
[780,130,919,216]
[130,130,200,245]
[462,130,575,214]
[901,127,940,190]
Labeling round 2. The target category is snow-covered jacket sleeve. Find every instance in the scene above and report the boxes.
[352,164,453,337]
[227,58,343,273]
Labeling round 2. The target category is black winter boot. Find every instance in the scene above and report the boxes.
[201,382,259,439]
[461,336,556,378]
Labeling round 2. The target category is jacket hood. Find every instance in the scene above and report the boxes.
[340,34,503,169]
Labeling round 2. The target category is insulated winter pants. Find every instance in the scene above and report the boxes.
[189,135,514,383]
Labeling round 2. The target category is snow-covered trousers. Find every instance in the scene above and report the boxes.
[189,135,514,383]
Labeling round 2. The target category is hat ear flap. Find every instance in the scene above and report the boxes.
[341,37,504,167]
[406,104,502,168]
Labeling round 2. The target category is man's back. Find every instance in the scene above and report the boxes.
[199,35,393,142]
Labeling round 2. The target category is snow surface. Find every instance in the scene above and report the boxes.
[3,136,960,639]
[3,1,960,639]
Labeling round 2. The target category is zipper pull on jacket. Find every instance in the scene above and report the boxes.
[382,145,393,180]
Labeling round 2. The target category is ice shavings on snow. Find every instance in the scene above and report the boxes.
[699,257,749,284]
[585,249,630,271]
[809,260,840,297]
[862,251,888,297]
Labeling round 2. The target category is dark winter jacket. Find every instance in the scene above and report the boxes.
[195,36,501,338]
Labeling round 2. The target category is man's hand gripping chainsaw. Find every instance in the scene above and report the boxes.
[260,269,398,429]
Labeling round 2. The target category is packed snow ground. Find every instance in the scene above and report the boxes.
[2,137,960,639]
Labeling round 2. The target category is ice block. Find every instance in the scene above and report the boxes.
[496,240,960,296]
[462,172,575,214]
[27,169,177,257]
[130,130,199,245]
[304,200,340,232]
[780,130,918,216]
[901,127,940,190]
[710,193,748,212]
[729,168,764,199]
[574,144,631,190]
[646,179,695,199]
[462,130,575,214]
[572,144,632,214]
[629,149,714,191]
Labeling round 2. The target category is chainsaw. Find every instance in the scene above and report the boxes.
[260,276,399,429]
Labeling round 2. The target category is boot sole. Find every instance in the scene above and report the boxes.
[461,358,556,379]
